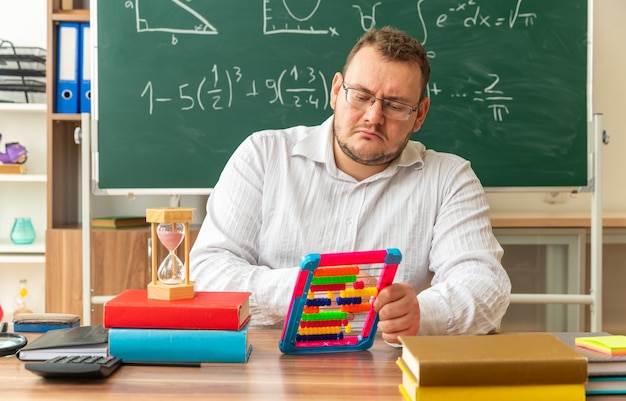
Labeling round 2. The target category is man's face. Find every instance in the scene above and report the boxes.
[329,46,430,172]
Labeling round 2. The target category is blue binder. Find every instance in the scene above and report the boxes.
[79,23,91,113]
[56,22,80,113]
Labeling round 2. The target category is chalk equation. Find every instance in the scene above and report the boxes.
[139,67,511,122]
[428,73,513,122]
[418,0,537,54]
[437,0,537,29]
[139,65,330,115]
[129,0,537,40]
[122,0,544,122]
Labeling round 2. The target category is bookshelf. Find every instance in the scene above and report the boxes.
[44,0,87,320]
[0,104,47,320]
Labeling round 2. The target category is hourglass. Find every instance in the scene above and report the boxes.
[146,207,196,300]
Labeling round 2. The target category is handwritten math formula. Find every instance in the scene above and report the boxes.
[421,0,535,122]
[425,0,537,37]
[139,65,329,115]
[122,0,543,123]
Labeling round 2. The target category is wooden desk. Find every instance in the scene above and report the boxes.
[2,329,403,400]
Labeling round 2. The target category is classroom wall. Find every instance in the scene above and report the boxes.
[0,0,46,48]
[486,0,626,217]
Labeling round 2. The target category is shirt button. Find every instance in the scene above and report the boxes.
[346,218,352,225]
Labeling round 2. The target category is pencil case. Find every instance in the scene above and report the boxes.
[13,313,80,332]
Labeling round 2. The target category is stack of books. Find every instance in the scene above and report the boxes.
[396,333,588,401]
[554,332,626,399]
[103,289,252,364]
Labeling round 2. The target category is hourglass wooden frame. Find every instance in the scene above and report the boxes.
[146,207,196,300]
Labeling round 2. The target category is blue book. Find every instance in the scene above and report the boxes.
[586,376,626,395]
[108,324,252,364]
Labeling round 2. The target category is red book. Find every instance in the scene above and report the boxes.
[103,289,251,330]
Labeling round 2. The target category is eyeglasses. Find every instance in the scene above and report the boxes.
[341,82,419,121]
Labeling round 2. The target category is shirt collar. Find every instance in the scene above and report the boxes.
[292,116,425,180]
[292,116,333,163]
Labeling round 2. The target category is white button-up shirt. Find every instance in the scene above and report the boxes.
[190,116,511,335]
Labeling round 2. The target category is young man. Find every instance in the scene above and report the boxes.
[190,27,511,343]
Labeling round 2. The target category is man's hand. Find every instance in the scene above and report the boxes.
[373,283,420,344]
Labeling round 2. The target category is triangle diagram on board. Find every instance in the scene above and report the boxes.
[136,0,218,34]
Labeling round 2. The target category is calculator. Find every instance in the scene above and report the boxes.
[25,355,122,379]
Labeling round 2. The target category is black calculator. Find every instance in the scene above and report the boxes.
[25,355,122,379]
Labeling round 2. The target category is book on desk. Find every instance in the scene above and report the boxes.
[554,332,626,396]
[396,332,587,401]
[108,323,252,364]
[553,332,626,377]
[17,325,108,361]
[103,289,251,330]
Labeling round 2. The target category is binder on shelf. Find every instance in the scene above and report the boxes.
[55,22,80,114]
[79,22,91,113]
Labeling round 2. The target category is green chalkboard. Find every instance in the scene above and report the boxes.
[95,0,588,190]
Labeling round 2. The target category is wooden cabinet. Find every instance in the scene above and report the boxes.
[45,229,82,316]
[44,1,88,318]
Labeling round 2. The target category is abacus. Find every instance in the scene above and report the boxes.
[279,248,402,354]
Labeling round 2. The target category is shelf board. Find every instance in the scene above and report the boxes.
[0,174,47,183]
[0,103,46,113]
[52,10,90,23]
[51,113,82,121]
[0,242,45,263]
[0,242,45,253]
[0,254,45,264]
